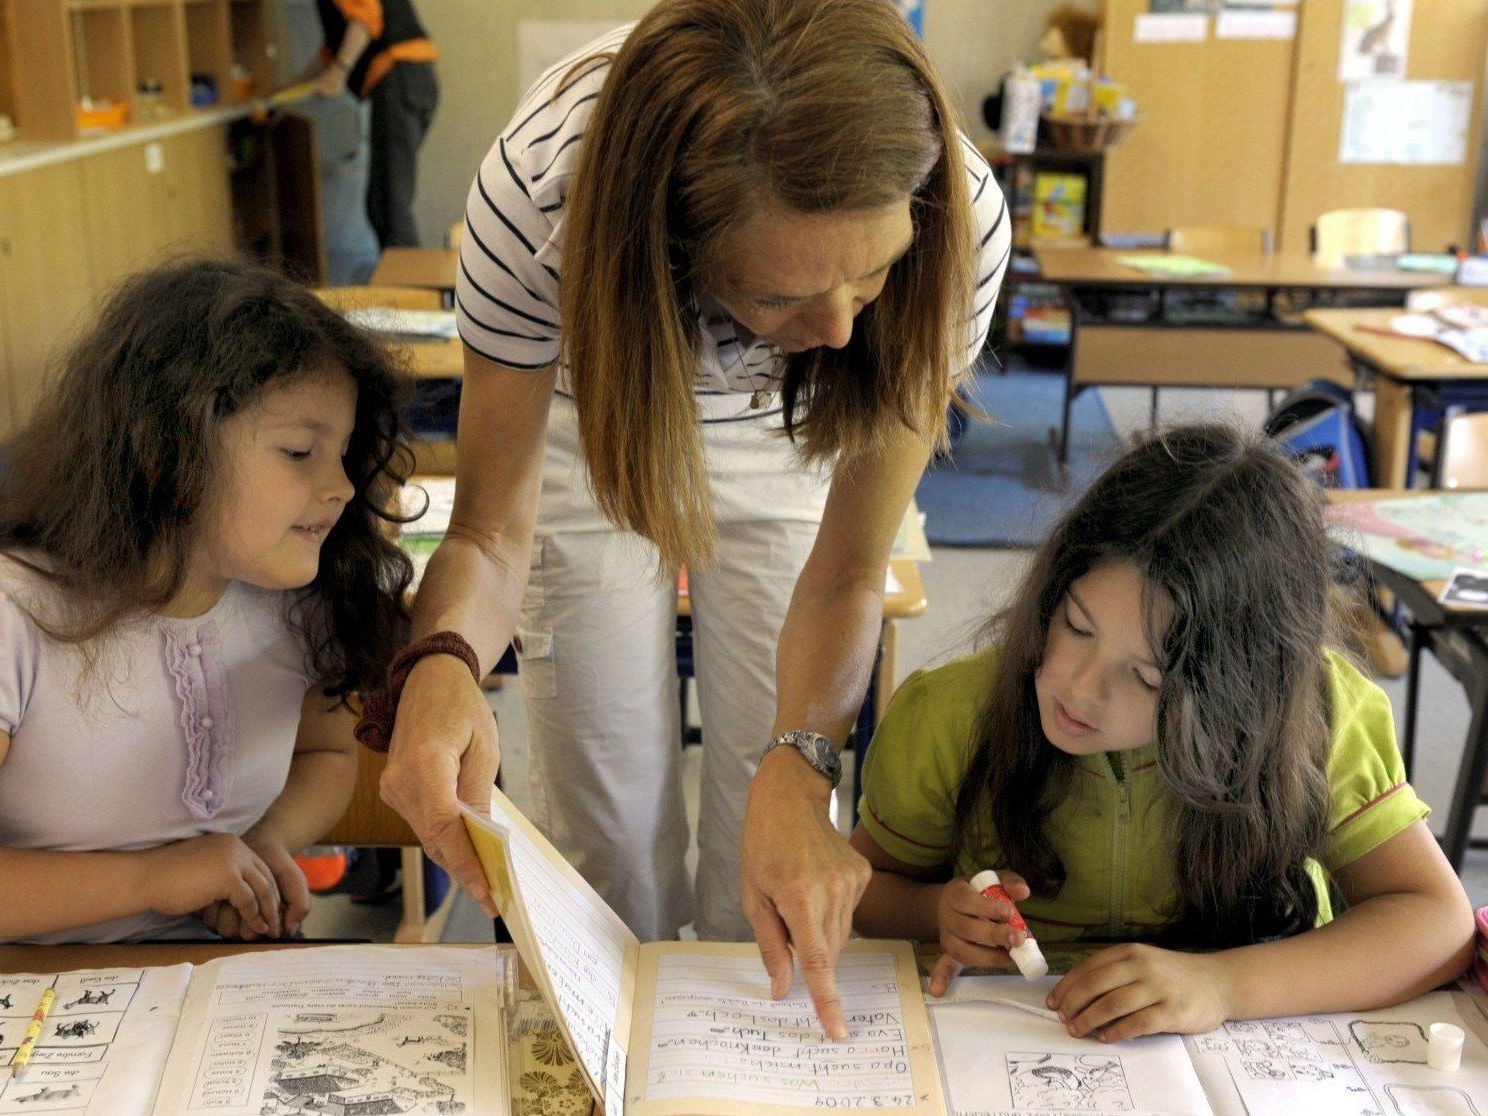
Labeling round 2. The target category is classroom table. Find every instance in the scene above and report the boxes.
[1307,304,1488,489]
[1033,247,1450,465]
[1327,489,1488,872]
[370,246,459,294]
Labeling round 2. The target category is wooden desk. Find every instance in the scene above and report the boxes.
[1327,489,1488,870]
[1306,304,1488,489]
[1034,248,1450,464]
[371,246,458,293]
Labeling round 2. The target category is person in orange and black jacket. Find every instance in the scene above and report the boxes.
[310,1,438,249]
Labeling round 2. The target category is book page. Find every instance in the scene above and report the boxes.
[465,793,637,1108]
[0,965,191,1115]
[625,940,944,1115]
[1184,990,1488,1116]
[150,945,507,1115]
[928,975,1214,1116]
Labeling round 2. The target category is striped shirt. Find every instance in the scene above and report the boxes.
[455,24,1011,396]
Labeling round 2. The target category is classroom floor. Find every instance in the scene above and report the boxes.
[303,383,1488,942]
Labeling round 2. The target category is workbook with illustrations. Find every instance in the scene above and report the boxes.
[0,945,512,1114]
[466,789,1488,1116]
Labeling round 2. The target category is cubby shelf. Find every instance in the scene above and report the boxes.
[0,0,279,142]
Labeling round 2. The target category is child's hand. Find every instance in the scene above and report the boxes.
[144,834,279,937]
[197,835,310,940]
[1048,943,1233,1042]
[929,870,1033,996]
[242,830,311,937]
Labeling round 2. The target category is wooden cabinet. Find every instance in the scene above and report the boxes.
[80,125,235,291]
[0,162,95,436]
[0,0,281,143]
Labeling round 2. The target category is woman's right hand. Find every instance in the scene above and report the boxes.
[378,653,502,916]
[143,833,280,937]
[929,870,1033,996]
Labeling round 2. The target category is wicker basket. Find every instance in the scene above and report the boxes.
[1043,112,1138,153]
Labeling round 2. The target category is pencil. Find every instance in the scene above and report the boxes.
[11,987,55,1078]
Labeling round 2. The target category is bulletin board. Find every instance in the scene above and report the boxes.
[1276,0,1488,254]
[1098,0,1296,237]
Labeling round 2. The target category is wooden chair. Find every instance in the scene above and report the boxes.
[318,746,459,943]
[1437,410,1488,489]
[313,285,444,313]
[447,221,463,249]
[1311,208,1410,268]
[1166,225,1273,255]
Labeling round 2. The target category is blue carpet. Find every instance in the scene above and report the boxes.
[917,371,1123,548]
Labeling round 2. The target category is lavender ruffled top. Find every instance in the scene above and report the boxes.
[0,555,317,943]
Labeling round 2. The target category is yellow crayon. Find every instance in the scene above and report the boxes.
[11,987,55,1078]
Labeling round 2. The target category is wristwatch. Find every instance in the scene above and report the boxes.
[763,730,843,788]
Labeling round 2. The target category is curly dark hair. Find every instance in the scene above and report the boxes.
[0,258,415,698]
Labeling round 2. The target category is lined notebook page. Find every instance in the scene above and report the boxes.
[626,942,943,1115]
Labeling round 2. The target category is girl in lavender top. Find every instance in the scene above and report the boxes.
[0,260,414,942]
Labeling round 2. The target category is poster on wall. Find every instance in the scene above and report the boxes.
[1339,0,1413,81]
[1216,1,1299,40]
[1339,79,1471,165]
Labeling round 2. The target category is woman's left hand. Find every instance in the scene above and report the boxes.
[1047,943,1234,1042]
[742,747,871,1042]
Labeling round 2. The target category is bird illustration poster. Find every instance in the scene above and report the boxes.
[1339,0,1412,81]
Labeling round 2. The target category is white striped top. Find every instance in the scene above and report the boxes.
[455,24,1011,397]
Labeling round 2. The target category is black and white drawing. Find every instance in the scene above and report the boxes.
[1385,1083,1484,1116]
[1348,1020,1429,1065]
[253,1008,472,1115]
[1006,1052,1133,1111]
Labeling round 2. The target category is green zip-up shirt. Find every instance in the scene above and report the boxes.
[858,646,1428,941]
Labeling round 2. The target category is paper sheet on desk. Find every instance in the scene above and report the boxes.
[150,946,508,1116]
[929,976,1214,1116]
[1184,991,1488,1116]
[0,965,190,1115]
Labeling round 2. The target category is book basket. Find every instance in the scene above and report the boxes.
[1043,112,1138,152]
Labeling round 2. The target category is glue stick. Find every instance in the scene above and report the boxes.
[969,869,1048,980]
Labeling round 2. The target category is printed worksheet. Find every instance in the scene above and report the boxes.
[151,945,508,1115]
[1184,991,1488,1116]
[928,975,1214,1116]
[0,966,191,1114]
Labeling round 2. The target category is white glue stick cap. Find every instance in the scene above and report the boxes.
[1009,939,1049,981]
[969,870,1002,893]
[1428,1022,1464,1071]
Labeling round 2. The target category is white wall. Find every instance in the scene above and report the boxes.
[412,0,1096,246]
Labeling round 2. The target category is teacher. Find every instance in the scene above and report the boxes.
[373,0,1008,1038]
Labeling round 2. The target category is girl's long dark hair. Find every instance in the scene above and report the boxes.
[0,258,414,698]
[953,424,1337,945]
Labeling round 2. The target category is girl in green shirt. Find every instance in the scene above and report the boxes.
[852,424,1475,1042]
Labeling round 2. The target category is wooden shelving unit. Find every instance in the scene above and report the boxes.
[0,0,279,142]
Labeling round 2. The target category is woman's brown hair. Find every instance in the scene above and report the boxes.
[0,258,415,699]
[561,0,975,571]
[953,425,1338,946]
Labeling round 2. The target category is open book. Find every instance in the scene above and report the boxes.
[0,945,511,1114]
[466,791,1488,1116]
[463,789,946,1114]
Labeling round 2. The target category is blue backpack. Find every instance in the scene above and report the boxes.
[1264,380,1372,489]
